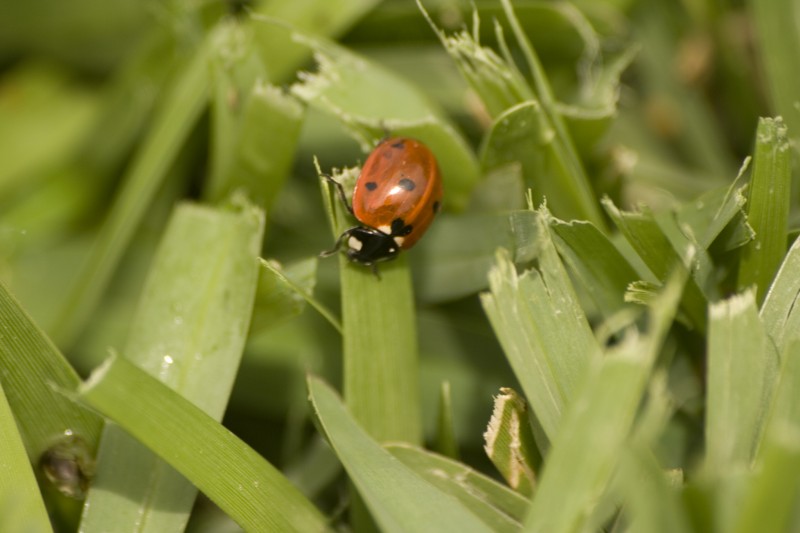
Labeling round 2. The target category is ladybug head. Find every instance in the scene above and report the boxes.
[341,226,402,265]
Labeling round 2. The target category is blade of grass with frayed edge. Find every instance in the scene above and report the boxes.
[737,117,791,304]
[705,290,778,474]
[523,264,687,533]
[480,210,598,443]
[387,443,529,532]
[289,21,479,210]
[52,41,210,348]
[78,355,329,532]
[483,387,537,497]
[80,200,264,532]
[498,0,605,229]
[0,381,51,533]
[251,0,382,85]
[318,164,421,445]
[307,375,492,533]
[416,2,533,118]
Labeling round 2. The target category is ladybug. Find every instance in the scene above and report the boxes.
[321,137,443,273]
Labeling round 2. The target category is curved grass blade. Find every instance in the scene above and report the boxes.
[307,376,493,533]
[387,443,529,532]
[0,281,102,461]
[78,355,329,532]
[80,201,264,532]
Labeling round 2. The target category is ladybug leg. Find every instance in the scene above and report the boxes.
[321,174,355,217]
[319,229,353,258]
[369,262,382,280]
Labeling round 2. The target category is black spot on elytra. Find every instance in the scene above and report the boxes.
[391,218,413,236]
[365,181,378,191]
[391,139,406,149]
[433,201,440,214]
[398,178,415,191]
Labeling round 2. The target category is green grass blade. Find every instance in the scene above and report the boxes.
[524,343,650,533]
[251,0,382,84]
[616,446,692,533]
[603,197,708,332]
[705,290,778,473]
[483,387,537,496]
[292,27,479,210]
[387,443,529,532]
[745,339,800,529]
[479,101,598,225]
[78,355,329,532]
[80,201,264,531]
[498,0,606,229]
[550,218,639,317]
[523,267,685,533]
[481,212,598,443]
[434,381,458,459]
[0,381,52,533]
[750,0,800,141]
[340,255,420,443]
[257,258,341,334]
[52,42,210,348]
[319,168,421,444]
[733,426,800,533]
[761,235,800,351]
[207,22,304,206]
[0,281,102,461]
[737,117,791,304]
[307,376,493,533]
[762,340,800,441]
[417,3,533,118]
[675,170,751,251]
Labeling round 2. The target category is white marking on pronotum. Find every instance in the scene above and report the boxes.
[377,224,391,235]
[348,236,363,251]
[393,236,405,247]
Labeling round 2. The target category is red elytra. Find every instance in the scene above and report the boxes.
[352,137,443,250]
